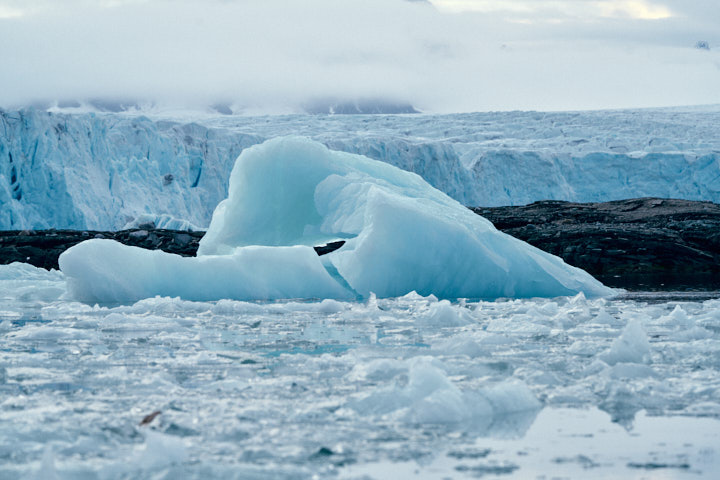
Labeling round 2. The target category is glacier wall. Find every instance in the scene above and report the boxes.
[0,110,260,229]
[1,107,719,230]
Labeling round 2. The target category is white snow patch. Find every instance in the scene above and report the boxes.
[122,213,201,231]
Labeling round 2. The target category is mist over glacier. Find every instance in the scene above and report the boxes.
[1,0,719,112]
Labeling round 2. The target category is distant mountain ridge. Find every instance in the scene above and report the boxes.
[18,97,420,116]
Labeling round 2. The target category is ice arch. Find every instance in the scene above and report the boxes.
[60,137,612,302]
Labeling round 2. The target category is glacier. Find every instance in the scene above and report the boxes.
[1,106,720,230]
[59,137,612,302]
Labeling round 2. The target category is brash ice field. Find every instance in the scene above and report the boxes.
[2,268,720,478]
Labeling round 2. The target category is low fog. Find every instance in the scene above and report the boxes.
[0,0,718,113]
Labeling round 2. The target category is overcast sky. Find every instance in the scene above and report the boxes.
[0,0,718,113]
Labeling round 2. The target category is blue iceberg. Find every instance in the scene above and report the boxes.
[60,137,612,302]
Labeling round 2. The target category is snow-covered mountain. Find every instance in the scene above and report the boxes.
[1,107,719,230]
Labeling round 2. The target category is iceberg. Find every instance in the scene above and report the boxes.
[60,239,350,304]
[60,137,613,302]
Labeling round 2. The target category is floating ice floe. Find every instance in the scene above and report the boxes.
[60,137,613,303]
[348,357,541,426]
[599,318,652,365]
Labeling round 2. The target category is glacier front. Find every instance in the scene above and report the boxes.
[60,137,612,302]
[2,107,720,230]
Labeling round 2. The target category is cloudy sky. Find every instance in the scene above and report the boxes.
[0,0,718,112]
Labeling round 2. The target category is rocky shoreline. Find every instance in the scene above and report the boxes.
[474,197,720,290]
[1,198,719,291]
[0,228,206,270]
[0,228,346,271]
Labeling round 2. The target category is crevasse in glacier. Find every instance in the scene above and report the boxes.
[60,137,613,302]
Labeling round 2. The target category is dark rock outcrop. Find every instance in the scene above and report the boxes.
[1,198,718,291]
[0,229,206,270]
[0,229,345,270]
[473,198,720,290]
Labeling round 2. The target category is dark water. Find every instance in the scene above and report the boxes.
[595,273,720,302]
[597,273,720,292]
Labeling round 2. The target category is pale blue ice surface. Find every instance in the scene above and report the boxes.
[2,107,720,230]
[1,264,719,479]
[59,138,611,302]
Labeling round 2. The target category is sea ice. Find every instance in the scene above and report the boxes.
[348,357,540,425]
[60,137,612,302]
[417,300,473,327]
[2,288,719,479]
[59,238,350,303]
[600,318,652,365]
[0,262,65,304]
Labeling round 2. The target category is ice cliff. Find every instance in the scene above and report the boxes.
[0,109,259,230]
[1,107,719,230]
[59,137,612,302]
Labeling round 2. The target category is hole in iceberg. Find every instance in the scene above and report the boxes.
[59,137,613,304]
